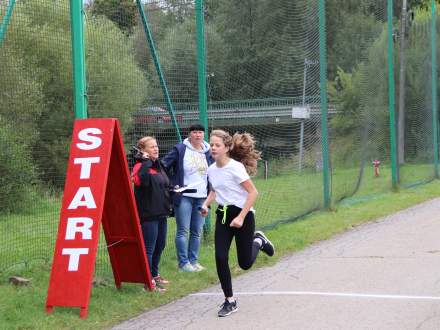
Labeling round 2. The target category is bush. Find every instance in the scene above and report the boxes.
[0,120,38,214]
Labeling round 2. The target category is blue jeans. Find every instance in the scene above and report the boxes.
[141,217,167,278]
[174,196,205,268]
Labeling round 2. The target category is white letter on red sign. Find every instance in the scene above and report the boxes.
[77,128,102,150]
[68,187,97,209]
[62,248,89,271]
[65,217,93,240]
[74,157,101,179]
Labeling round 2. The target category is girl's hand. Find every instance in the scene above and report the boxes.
[230,216,244,228]
[198,206,209,217]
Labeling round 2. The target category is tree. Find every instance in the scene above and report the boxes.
[132,2,176,75]
[0,118,38,213]
[212,0,312,99]
[400,7,435,162]
[0,48,44,142]
[4,1,148,188]
[90,0,137,34]
[328,25,391,167]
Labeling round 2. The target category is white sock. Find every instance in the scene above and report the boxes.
[227,297,235,303]
[254,237,263,247]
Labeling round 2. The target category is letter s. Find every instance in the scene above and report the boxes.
[77,128,102,150]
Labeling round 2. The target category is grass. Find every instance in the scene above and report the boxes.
[1,167,440,329]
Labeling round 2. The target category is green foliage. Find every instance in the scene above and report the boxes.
[401,8,435,162]
[2,1,148,189]
[0,47,44,142]
[149,19,199,102]
[329,67,361,136]
[132,3,176,74]
[0,118,38,214]
[90,0,137,34]
[212,0,306,98]
[146,19,227,102]
[86,16,148,129]
[7,1,77,187]
[327,12,383,79]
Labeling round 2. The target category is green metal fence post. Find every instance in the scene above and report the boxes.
[432,0,439,179]
[387,0,398,189]
[70,0,87,119]
[195,0,208,132]
[136,0,181,142]
[195,0,211,235]
[0,0,16,46]
[318,0,331,209]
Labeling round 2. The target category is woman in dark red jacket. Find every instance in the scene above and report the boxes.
[132,136,171,291]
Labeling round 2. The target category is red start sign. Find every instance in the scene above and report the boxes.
[46,119,152,318]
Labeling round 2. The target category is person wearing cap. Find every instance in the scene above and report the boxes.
[162,124,214,272]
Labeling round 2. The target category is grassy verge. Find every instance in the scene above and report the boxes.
[1,179,440,329]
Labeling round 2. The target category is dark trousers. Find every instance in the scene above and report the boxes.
[214,205,260,297]
[141,217,167,278]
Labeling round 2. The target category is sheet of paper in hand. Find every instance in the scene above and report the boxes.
[172,181,203,193]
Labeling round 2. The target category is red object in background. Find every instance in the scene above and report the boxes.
[45,119,152,319]
[133,106,183,124]
[373,159,381,177]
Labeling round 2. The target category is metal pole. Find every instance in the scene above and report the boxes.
[195,0,208,134]
[299,59,307,172]
[195,0,211,235]
[432,0,439,178]
[397,0,407,169]
[0,0,16,46]
[70,0,88,119]
[387,0,399,189]
[136,0,181,142]
[318,0,331,208]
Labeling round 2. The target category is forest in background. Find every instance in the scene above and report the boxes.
[0,0,436,213]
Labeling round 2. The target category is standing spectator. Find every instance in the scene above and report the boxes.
[132,136,171,291]
[199,129,275,317]
[162,124,213,272]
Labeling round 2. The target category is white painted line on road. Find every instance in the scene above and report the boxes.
[190,291,440,301]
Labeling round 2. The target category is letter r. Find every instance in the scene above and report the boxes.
[65,217,93,240]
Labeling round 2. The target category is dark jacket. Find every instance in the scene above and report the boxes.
[132,158,171,222]
[162,141,214,206]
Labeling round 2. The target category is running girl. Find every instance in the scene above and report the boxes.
[200,129,274,317]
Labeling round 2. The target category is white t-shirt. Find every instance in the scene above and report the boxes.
[207,158,251,209]
[182,138,209,198]
[182,146,208,198]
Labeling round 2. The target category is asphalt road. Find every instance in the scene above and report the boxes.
[112,198,440,330]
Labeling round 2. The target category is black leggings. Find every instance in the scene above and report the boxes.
[214,205,260,297]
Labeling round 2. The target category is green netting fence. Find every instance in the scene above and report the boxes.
[1,0,439,276]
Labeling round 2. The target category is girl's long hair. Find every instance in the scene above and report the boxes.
[210,129,261,176]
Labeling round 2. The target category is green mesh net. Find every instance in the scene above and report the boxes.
[1,0,439,277]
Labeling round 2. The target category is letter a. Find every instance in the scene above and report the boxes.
[68,187,97,209]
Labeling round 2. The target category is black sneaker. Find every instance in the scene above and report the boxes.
[254,231,275,256]
[218,299,238,317]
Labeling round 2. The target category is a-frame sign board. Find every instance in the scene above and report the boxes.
[46,118,153,318]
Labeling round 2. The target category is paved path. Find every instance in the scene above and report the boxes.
[112,198,440,330]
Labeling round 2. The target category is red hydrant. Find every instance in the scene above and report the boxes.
[372,159,380,177]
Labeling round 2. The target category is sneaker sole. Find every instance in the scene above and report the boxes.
[179,265,195,272]
[255,231,275,256]
[218,307,239,317]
